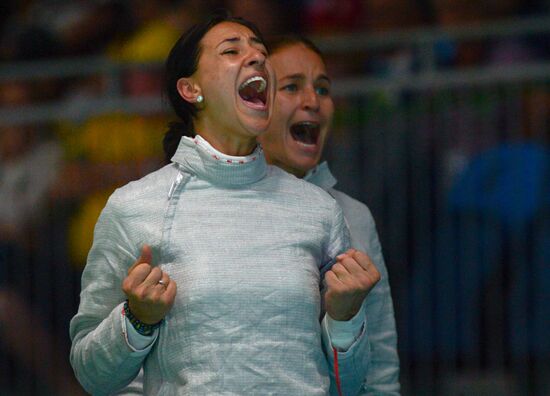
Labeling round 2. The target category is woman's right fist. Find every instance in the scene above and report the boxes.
[122,245,177,324]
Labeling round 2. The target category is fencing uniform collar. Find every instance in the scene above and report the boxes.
[304,161,337,191]
[171,135,267,186]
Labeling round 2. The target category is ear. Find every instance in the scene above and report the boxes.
[176,78,202,103]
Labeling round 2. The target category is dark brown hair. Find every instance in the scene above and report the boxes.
[266,35,325,64]
[163,11,266,162]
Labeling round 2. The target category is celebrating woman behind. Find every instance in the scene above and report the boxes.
[259,36,400,395]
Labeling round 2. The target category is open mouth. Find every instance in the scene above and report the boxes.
[290,121,320,146]
[238,76,268,108]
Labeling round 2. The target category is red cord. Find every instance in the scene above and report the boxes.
[333,346,343,396]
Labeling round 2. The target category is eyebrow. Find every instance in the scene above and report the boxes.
[318,74,331,84]
[282,73,331,84]
[216,36,265,48]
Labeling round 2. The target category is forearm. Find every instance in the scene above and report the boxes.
[358,276,400,395]
[322,302,371,396]
[70,302,149,395]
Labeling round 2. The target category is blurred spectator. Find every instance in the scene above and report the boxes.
[363,0,426,32]
[440,142,549,361]
[0,1,17,34]
[360,0,425,79]
[107,0,188,63]
[1,24,62,61]
[225,0,298,36]
[0,0,134,60]
[302,0,363,34]
[429,0,544,68]
[0,79,85,395]
[0,83,61,246]
[52,112,166,268]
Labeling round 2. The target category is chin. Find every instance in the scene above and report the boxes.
[291,157,317,175]
[238,114,270,137]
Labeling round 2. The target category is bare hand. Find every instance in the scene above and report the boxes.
[122,245,176,324]
[324,249,381,321]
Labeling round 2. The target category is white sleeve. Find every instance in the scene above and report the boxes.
[324,302,366,351]
[123,312,159,352]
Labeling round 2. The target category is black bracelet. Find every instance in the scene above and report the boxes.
[123,300,163,336]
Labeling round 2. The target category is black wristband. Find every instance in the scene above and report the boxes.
[123,300,163,336]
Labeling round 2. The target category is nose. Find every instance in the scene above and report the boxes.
[302,87,320,112]
[246,47,266,68]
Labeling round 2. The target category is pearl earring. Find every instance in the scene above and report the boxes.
[196,95,203,103]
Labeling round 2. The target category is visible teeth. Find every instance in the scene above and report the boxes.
[240,76,266,92]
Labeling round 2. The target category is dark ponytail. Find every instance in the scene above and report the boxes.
[163,10,266,163]
[163,121,193,163]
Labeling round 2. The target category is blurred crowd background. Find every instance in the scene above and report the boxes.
[0,0,549,395]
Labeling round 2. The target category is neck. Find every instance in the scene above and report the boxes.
[264,153,307,179]
[194,119,257,156]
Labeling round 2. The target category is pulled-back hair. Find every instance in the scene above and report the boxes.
[266,35,325,64]
[163,11,265,162]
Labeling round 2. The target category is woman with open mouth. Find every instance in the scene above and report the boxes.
[70,12,377,396]
[258,36,401,395]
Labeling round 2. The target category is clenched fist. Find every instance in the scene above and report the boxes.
[122,245,177,324]
[324,249,381,321]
